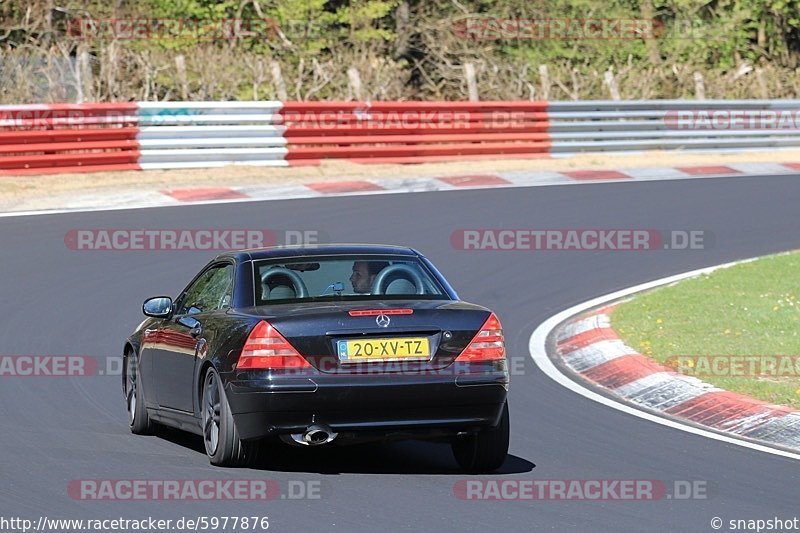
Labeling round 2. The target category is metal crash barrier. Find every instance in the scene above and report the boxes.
[1,100,799,174]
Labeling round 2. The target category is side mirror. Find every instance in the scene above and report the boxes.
[143,296,173,318]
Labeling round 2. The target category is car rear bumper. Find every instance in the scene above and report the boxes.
[224,366,509,441]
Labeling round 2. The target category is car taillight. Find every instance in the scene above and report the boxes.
[455,313,506,362]
[237,320,311,370]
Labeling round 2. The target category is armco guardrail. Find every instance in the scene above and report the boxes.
[281,101,549,164]
[2,100,800,174]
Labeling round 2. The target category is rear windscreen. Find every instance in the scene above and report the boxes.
[252,254,450,305]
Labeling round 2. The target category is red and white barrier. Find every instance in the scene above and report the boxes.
[3,100,800,175]
[0,103,140,174]
[555,307,800,450]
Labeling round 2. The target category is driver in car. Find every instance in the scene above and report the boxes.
[350,260,389,293]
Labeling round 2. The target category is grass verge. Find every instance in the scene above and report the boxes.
[612,251,800,409]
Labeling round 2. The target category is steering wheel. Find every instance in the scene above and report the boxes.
[370,264,425,295]
[261,268,309,299]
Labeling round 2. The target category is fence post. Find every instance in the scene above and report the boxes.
[604,67,620,100]
[538,64,550,100]
[464,62,479,101]
[693,72,705,100]
[175,55,189,100]
[75,48,93,103]
[755,67,769,98]
[270,61,288,101]
[347,67,363,100]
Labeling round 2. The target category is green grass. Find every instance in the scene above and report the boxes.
[612,251,800,409]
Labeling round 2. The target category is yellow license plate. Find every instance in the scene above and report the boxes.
[337,337,430,362]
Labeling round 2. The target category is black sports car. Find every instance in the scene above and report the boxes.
[123,244,509,471]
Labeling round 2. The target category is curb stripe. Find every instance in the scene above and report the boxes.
[162,188,249,202]
[676,165,741,175]
[561,339,639,372]
[529,258,800,462]
[557,327,618,351]
[437,175,511,186]
[614,372,717,411]
[4,165,800,218]
[551,299,800,453]
[742,413,800,446]
[665,391,789,428]
[305,181,385,194]
[582,354,672,389]
[563,170,631,181]
[556,313,611,342]
[7,164,800,214]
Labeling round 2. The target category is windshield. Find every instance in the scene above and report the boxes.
[252,254,449,305]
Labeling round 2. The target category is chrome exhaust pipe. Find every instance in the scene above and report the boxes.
[303,424,336,445]
[305,428,329,444]
[282,424,337,446]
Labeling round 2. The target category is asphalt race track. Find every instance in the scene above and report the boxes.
[2,175,800,531]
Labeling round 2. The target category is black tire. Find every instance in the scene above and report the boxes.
[451,401,510,473]
[202,367,258,467]
[126,350,153,435]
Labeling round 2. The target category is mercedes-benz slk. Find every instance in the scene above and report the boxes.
[123,245,509,471]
